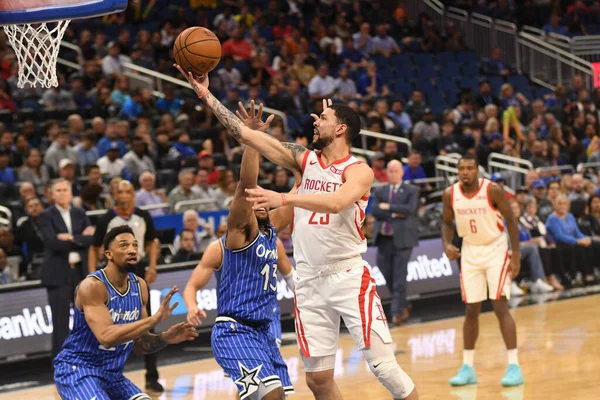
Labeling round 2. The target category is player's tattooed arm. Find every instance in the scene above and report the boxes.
[174,66,306,172]
[132,332,168,355]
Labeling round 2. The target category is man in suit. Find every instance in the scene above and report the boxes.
[39,178,95,360]
[372,160,419,324]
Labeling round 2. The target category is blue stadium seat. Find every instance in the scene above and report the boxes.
[415,79,436,96]
[391,53,412,67]
[438,63,460,79]
[507,75,530,92]
[416,63,437,79]
[461,63,479,78]
[414,53,434,68]
[459,77,479,92]
[457,51,478,65]
[393,82,414,98]
[398,65,417,80]
[435,52,457,66]
[487,76,504,95]
[534,86,553,98]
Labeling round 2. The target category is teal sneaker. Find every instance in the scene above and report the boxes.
[449,364,478,386]
[500,364,524,387]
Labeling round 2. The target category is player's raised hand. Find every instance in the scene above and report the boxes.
[510,251,521,278]
[186,305,207,327]
[444,244,461,261]
[173,63,209,97]
[164,322,199,344]
[235,100,275,132]
[310,98,333,122]
[154,286,179,324]
[245,186,283,209]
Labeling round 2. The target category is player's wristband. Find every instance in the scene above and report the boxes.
[198,91,210,100]
[283,270,296,291]
[281,193,287,206]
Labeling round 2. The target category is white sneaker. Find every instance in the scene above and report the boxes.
[530,279,554,293]
[511,281,524,297]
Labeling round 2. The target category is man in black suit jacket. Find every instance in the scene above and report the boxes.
[39,178,95,360]
[372,160,419,325]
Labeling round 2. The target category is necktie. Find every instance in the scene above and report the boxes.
[383,185,396,235]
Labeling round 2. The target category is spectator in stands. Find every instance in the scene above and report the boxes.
[168,130,196,160]
[15,197,45,261]
[0,226,26,277]
[320,26,343,55]
[568,173,588,202]
[403,150,430,189]
[57,158,80,196]
[542,14,569,37]
[539,180,560,221]
[405,90,427,122]
[42,78,76,110]
[67,114,85,145]
[510,199,555,294]
[383,140,402,163]
[308,62,337,100]
[0,150,15,185]
[528,140,551,168]
[357,61,390,98]
[371,152,388,183]
[168,168,203,213]
[110,75,131,108]
[412,107,439,142]
[370,100,398,133]
[0,248,14,284]
[173,210,216,254]
[79,183,104,212]
[102,42,129,78]
[74,131,99,172]
[372,24,400,58]
[482,48,512,77]
[477,132,504,169]
[120,88,153,120]
[19,149,50,196]
[451,96,475,128]
[221,27,255,62]
[546,194,595,286]
[0,80,16,113]
[44,130,79,174]
[475,80,501,110]
[156,85,182,116]
[353,22,374,55]
[171,229,201,263]
[291,52,316,88]
[437,120,461,155]
[334,66,359,101]
[197,150,220,185]
[212,168,237,209]
[97,142,125,177]
[123,136,155,180]
[577,194,600,237]
[217,56,242,90]
[269,168,291,193]
[190,169,219,211]
[135,171,168,217]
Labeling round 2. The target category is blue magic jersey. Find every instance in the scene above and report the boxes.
[215,225,278,324]
[55,269,143,374]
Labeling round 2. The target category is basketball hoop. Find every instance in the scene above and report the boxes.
[3,20,70,88]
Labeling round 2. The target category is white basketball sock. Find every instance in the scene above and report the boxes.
[463,349,475,366]
[507,348,519,365]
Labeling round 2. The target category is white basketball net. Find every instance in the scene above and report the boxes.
[3,20,70,88]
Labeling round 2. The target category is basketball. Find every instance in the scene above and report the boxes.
[173,27,222,76]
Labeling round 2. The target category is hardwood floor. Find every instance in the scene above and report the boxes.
[3,294,599,399]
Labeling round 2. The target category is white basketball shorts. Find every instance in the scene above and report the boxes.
[460,234,512,304]
[293,265,393,358]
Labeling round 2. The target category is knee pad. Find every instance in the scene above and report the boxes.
[367,357,414,399]
[363,336,415,399]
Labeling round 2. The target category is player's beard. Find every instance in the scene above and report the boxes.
[312,134,334,151]
[257,214,271,230]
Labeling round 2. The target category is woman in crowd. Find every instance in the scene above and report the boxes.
[18,149,50,196]
[546,194,596,287]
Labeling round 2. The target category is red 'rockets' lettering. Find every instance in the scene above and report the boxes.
[303,179,342,193]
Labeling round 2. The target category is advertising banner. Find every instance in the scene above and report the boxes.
[0,239,459,363]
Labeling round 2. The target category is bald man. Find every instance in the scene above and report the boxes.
[371,160,420,325]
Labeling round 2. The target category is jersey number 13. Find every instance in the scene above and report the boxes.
[260,263,278,292]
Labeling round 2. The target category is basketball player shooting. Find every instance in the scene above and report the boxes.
[183,101,298,400]
[442,155,524,387]
[175,65,417,400]
[53,225,198,400]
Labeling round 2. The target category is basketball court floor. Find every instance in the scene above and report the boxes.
[1,292,598,400]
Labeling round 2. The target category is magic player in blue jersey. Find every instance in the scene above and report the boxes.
[54,225,198,400]
[183,101,299,400]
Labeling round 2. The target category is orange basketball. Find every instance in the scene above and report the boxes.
[173,27,222,76]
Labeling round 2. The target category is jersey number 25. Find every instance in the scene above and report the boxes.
[260,263,278,292]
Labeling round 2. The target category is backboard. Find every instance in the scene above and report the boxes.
[0,0,128,25]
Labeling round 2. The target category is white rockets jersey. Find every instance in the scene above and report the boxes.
[292,151,368,274]
[452,178,505,245]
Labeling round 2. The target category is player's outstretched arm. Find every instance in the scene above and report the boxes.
[133,279,198,355]
[183,240,222,326]
[441,188,460,261]
[174,65,307,173]
[489,182,521,277]
[246,163,373,214]
[77,278,176,349]
[276,238,296,291]
[268,177,301,232]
